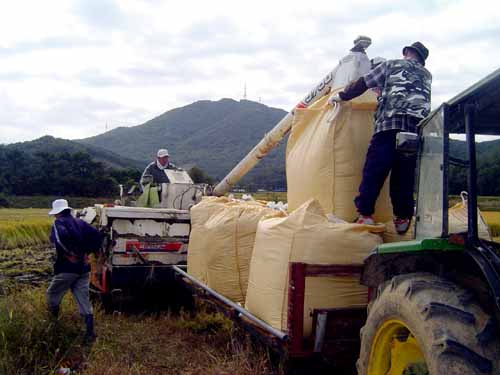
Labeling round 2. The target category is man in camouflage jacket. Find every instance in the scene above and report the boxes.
[329,41,432,234]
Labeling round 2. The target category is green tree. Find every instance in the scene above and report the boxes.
[188,166,214,185]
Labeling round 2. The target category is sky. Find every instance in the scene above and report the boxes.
[0,0,499,144]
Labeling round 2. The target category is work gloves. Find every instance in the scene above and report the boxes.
[328,94,342,106]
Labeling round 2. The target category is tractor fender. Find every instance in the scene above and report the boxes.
[361,248,500,315]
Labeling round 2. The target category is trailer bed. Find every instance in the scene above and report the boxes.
[173,262,367,366]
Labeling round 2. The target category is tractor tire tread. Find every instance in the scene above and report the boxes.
[357,273,500,375]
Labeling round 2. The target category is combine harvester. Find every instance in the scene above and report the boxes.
[81,169,208,307]
[81,36,374,307]
[171,37,500,374]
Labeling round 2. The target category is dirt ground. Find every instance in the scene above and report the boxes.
[0,245,53,293]
[0,245,347,375]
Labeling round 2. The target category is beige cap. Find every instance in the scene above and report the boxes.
[157,149,169,157]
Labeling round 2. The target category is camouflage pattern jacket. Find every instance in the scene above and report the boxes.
[368,59,432,121]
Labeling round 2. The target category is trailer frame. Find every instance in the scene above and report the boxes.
[173,262,366,364]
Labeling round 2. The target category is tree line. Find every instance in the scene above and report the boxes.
[0,148,140,198]
[0,146,498,200]
[0,148,217,200]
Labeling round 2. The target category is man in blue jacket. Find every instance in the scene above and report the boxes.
[46,199,103,343]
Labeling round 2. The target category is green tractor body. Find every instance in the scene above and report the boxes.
[358,68,500,375]
[173,68,500,375]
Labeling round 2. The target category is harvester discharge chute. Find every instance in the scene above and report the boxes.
[213,36,373,196]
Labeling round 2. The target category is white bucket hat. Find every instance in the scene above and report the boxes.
[157,148,169,158]
[49,199,72,215]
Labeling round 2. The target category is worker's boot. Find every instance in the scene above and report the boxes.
[394,216,412,235]
[48,305,59,320]
[83,314,96,344]
[355,215,375,225]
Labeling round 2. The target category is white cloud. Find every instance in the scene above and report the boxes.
[0,0,499,144]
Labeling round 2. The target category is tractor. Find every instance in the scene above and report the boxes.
[173,64,500,374]
[356,68,500,374]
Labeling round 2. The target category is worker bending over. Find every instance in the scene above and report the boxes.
[46,199,103,344]
[329,41,432,234]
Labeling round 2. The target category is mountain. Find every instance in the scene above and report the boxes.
[449,138,500,196]
[6,135,144,170]
[7,98,499,194]
[79,99,288,189]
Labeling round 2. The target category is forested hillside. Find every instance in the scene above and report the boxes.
[0,147,140,198]
[7,136,144,170]
[80,99,288,190]
[2,98,500,198]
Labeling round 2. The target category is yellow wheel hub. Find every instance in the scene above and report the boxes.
[367,319,428,375]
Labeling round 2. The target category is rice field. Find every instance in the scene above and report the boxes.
[0,287,275,375]
[481,211,500,241]
[0,209,52,250]
[0,208,278,375]
[1,199,499,250]
[0,201,499,374]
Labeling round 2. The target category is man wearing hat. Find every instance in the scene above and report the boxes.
[140,148,180,190]
[329,42,432,234]
[46,199,103,343]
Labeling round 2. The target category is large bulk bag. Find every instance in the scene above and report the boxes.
[286,91,392,222]
[205,204,285,303]
[245,199,384,337]
[187,196,234,283]
[383,193,491,243]
[448,193,491,240]
[383,219,416,243]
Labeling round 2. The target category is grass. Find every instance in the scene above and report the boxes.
[0,209,52,250]
[0,220,275,375]
[0,287,274,375]
[0,199,499,374]
[0,286,85,375]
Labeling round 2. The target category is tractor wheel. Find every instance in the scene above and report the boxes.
[357,273,500,375]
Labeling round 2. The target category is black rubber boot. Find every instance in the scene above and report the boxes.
[83,314,96,344]
[48,306,60,319]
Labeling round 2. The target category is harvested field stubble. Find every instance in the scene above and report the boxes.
[1,205,499,374]
[0,246,53,291]
[0,287,275,375]
[0,286,84,375]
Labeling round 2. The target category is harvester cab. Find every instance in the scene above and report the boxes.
[136,169,206,210]
[82,168,208,308]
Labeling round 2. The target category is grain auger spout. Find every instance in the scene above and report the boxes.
[212,35,374,196]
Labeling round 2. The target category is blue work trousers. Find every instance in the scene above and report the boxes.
[46,272,93,316]
[354,129,417,219]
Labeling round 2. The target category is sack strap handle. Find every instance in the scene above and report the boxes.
[53,223,77,258]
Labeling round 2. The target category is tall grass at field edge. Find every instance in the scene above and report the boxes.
[481,211,500,238]
[0,220,52,250]
[0,287,84,374]
[0,287,275,375]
